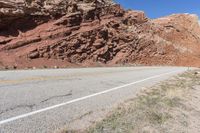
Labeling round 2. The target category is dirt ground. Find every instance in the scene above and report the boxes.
[80,69,200,133]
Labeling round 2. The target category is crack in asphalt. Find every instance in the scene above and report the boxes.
[0,91,73,116]
[0,104,36,115]
[40,91,73,103]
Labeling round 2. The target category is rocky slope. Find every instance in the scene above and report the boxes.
[0,0,200,69]
[153,14,200,66]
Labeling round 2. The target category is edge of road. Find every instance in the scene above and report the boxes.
[0,68,186,126]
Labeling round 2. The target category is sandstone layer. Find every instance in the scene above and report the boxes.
[0,0,200,69]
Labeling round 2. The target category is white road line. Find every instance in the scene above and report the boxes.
[0,69,184,125]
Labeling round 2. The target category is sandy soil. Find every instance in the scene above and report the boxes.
[82,70,200,133]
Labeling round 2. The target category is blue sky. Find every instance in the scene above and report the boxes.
[115,0,200,18]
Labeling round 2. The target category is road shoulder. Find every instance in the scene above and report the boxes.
[66,69,200,133]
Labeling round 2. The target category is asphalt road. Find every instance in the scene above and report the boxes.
[0,67,187,133]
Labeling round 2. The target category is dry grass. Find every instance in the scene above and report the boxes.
[86,70,200,133]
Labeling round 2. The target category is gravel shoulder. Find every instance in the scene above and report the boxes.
[80,69,200,133]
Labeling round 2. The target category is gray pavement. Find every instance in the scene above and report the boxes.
[0,67,187,133]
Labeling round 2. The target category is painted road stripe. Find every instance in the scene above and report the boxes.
[0,69,184,125]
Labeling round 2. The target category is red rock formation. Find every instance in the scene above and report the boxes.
[152,14,200,66]
[0,0,200,69]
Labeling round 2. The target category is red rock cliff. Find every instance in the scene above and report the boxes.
[0,0,200,69]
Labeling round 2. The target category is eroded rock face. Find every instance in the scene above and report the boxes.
[152,14,200,66]
[0,0,200,69]
[0,0,114,29]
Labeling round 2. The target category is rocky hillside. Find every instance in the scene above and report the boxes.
[152,14,200,66]
[0,0,200,69]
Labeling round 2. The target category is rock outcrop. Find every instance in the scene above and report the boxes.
[0,0,200,69]
[152,14,200,66]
